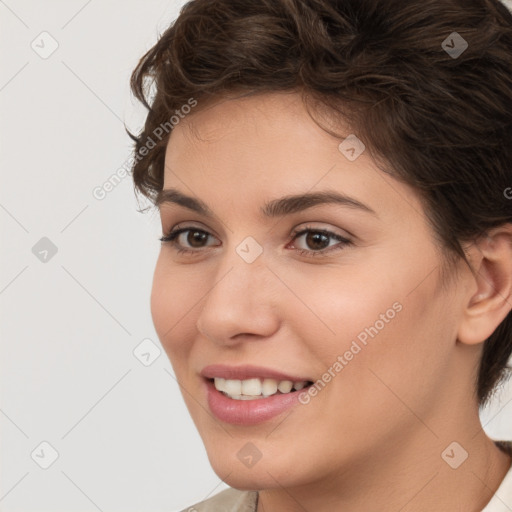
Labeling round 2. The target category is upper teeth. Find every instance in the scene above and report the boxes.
[214,377,308,400]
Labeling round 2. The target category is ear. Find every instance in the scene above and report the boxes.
[457,223,512,346]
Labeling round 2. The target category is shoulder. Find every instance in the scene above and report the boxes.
[179,487,258,512]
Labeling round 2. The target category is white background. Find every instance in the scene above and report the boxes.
[1,1,511,511]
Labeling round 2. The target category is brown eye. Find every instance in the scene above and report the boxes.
[290,227,352,257]
[186,230,209,247]
[304,232,330,251]
[159,225,352,258]
[159,226,220,253]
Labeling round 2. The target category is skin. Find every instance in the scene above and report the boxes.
[150,91,512,512]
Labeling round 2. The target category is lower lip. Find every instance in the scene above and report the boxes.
[205,379,309,426]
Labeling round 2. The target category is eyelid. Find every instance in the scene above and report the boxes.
[289,223,352,240]
[163,219,350,239]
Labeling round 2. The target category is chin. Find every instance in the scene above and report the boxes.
[215,467,282,491]
[207,451,303,491]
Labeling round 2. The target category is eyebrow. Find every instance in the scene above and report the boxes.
[155,187,377,218]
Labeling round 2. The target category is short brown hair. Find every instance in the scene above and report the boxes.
[128,0,512,409]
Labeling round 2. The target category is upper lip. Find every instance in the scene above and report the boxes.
[200,364,312,382]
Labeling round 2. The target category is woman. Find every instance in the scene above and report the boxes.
[128,0,512,510]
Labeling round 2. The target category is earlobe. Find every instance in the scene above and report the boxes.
[457,224,512,346]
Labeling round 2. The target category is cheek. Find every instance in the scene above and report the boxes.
[276,262,402,362]
[312,266,455,433]
[150,255,200,364]
[283,252,453,395]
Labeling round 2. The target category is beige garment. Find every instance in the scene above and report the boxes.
[180,487,258,511]
[182,441,512,512]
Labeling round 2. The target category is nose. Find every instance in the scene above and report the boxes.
[195,250,281,346]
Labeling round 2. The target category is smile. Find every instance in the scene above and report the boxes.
[200,364,315,424]
[212,377,313,400]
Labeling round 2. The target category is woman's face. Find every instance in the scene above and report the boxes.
[151,92,472,490]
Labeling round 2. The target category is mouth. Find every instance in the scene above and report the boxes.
[207,377,314,400]
[200,364,316,424]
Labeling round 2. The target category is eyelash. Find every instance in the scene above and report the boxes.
[159,224,353,258]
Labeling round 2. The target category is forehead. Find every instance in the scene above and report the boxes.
[162,92,426,226]
[175,92,308,137]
